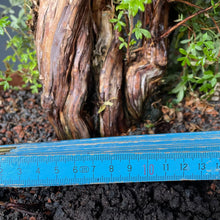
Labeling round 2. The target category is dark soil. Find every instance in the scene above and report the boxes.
[0,89,220,220]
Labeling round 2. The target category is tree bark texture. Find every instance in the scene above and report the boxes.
[35,0,169,139]
[125,0,168,119]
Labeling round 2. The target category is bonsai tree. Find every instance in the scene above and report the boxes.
[34,0,169,139]
[34,0,220,139]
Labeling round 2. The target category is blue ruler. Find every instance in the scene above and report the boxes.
[0,131,220,187]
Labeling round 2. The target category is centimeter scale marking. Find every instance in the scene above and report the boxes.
[0,131,220,187]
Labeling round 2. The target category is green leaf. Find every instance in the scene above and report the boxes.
[177,57,185,62]
[179,48,187,55]
[116,3,129,11]
[0,28,4,35]
[0,16,11,35]
[114,20,126,32]
[134,29,142,40]
[181,58,187,66]
[195,45,202,51]
[202,33,208,41]
[139,2,145,11]
[30,85,38,94]
[188,54,197,59]
[115,23,122,32]
[180,38,192,44]
[110,18,118,23]
[174,14,184,22]
[200,83,212,93]
[177,89,184,102]
[211,0,215,9]
[129,1,139,17]
[208,89,215,96]
[187,74,194,79]
[145,123,154,128]
[171,82,185,93]
[6,76,12,81]
[202,75,213,80]
[118,11,124,20]
[204,70,213,76]
[119,43,124,49]
[31,70,39,76]
[204,41,214,49]
[215,73,220,78]
[129,39,136,46]
[12,55,16,62]
[136,20,142,28]
[197,41,203,47]
[119,41,128,49]
[4,55,12,62]
[119,21,126,27]
[119,36,125,43]
[3,81,10,91]
[37,83,42,88]
[196,78,205,84]
[21,53,29,63]
[211,77,217,87]
[140,29,151,39]
[144,0,152,3]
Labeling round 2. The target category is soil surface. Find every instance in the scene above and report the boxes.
[0,89,220,220]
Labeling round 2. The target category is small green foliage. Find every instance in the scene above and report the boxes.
[132,20,151,40]
[110,11,126,32]
[119,36,128,49]
[0,0,41,93]
[168,1,220,102]
[144,123,154,129]
[0,71,12,90]
[110,0,151,53]
[171,31,220,102]
[0,16,11,35]
[115,0,152,17]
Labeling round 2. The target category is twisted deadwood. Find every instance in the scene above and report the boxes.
[35,0,92,139]
[125,0,168,119]
[35,0,169,139]
[98,33,126,137]
[92,9,126,137]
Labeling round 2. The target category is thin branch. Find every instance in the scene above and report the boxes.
[160,1,220,39]
[3,28,21,59]
[209,15,220,34]
[127,15,133,64]
[167,0,202,9]
[168,0,220,34]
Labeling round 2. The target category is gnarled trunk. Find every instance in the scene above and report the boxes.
[35,0,169,139]
[125,0,168,119]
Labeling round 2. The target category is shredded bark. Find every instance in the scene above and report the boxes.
[35,0,169,139]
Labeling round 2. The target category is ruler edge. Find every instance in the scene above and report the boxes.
[0,131,220,187]
[0,130,219,156]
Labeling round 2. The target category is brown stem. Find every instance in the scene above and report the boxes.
[151,0,165,38]
[160,2,219,39]
[210,16,220,34]
[167,0,202,9]
[168,0,220,34]
[127,15,133,64]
